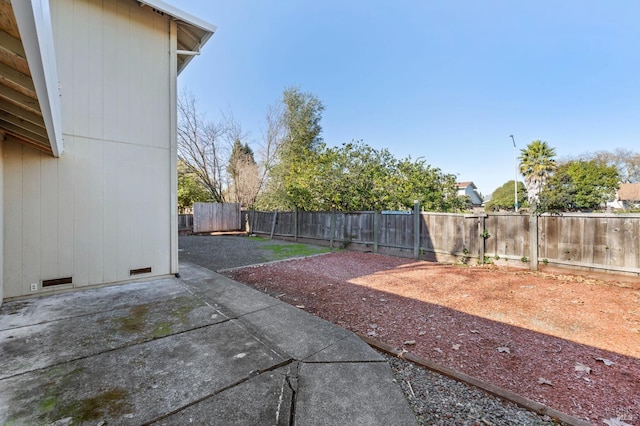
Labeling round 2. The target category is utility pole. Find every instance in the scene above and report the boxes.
[510,135,518,212]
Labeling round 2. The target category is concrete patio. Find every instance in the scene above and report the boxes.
[0,262,416,425]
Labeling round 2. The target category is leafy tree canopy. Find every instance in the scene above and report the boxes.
[281,86,325,159]
[484,180,527,212]
[262,87,326,209]
[283,140,465,212]
[537,160,619,213]
[177,160,213,212]
[569,148,640,184]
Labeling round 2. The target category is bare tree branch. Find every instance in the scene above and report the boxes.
[177,91,228,202]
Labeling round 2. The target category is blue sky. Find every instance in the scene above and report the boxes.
[171,0,640,196]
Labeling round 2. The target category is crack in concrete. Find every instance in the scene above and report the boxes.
[141,358,296,426]
[286,362,300,426]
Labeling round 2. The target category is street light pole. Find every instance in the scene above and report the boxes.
[510,135,518,212]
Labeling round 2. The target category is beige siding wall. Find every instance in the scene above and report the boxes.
[3,0,174,298]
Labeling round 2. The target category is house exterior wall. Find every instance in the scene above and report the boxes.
[465,187,483,205]
[2,0,176,299]
[458,185,483,206]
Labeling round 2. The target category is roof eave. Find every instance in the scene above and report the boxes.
[176,30,213,75]
[11,0,63,157]
[137,0,216,75]
[138,0,217,35]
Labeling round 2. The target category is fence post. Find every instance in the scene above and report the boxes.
[413,201,420,259]
[329,209,336,249]
[373,211,379,254]
[249,208,258,234]
[529,212,539,271]
[479,215,487,264]
[270,209,278,239]
[294,207,298,241]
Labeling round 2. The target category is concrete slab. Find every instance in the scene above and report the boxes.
[303,333,385,363]
[0,277,184,330]
[0,261,416,425]
[182,274,280,318]
[239,302,357,361]
[152,364,296,426]
[296,362,417,425]
[0,294,227,379]
[0,322,287,425]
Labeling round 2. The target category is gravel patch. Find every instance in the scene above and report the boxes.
[385,353,560,426]
[179,234,328,271]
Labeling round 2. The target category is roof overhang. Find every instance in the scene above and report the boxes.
[137,0,217,74]
[0,0,62,156]
[1,0,215,157]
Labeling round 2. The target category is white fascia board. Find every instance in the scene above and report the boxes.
[138,0,217,38]
[138,0,216,74]
[11,0,64,157]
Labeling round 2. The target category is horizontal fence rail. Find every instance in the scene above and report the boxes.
[242,208,640,276]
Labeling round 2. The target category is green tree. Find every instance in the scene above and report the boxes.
[281,87,324,157]
[518,140,557,207]
[282,141,390,211]
[260,87,326,209]
[177,160,213,212]
[571,148,640,184]
[389,158,465,212]
[538,160,619,212]
[485,181,527,212]
[281,140,464,212]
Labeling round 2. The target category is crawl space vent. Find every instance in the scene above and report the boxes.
[42,277,73,287]
[130,267,152,276]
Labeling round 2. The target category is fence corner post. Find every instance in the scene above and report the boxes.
[413,201,420,259]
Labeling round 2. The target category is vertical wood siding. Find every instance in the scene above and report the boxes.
[3,0,173,298]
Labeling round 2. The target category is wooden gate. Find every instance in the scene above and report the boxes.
[193,203,241,233]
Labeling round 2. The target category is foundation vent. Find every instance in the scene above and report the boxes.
[42,277,73,287]
[130,267,152,276]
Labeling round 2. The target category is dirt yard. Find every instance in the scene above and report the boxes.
[226,251,640,425]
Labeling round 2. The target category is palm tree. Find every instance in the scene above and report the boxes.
[519,140,557,207]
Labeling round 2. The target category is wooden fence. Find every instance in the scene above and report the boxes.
[243,208,640,276]
[193,202,241,233]
[178,214,193,231]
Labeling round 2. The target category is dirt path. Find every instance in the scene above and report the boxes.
[226,251,640,425]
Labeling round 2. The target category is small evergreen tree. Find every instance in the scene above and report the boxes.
[485,181,527,212]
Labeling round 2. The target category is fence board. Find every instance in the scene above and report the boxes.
[241,209,640,275]
[591,217,607,266]
[178,214,193,231]
[193,203,241,233]
[623,219,639,268]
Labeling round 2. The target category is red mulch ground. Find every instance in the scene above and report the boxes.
[227,251,640,425]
